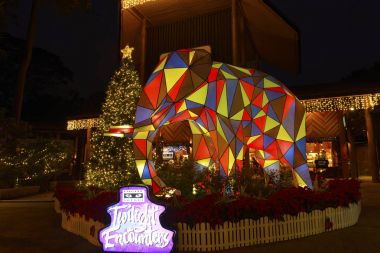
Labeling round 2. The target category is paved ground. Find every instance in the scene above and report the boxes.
[0,180,379,253]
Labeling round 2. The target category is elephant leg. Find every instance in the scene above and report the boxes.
[253,149,281,183]
[190,122,215,170]
[133,130,166,193]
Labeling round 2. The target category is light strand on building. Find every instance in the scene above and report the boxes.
[67,93,380,130]
[121,0,157,9]
[67,118,103,130]
[301,93,380,112]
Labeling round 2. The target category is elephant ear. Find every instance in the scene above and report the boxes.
[188,46,212,89]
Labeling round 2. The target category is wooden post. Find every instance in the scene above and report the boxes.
[140,18,147,82]
[344,113,358,178]
[365,109,379,182]
[84,128,92,162]
[231,0,238,65]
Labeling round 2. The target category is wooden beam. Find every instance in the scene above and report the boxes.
[140,18,147,82]
[231,0,238,65]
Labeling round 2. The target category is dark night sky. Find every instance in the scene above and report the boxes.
[6,0,380,97]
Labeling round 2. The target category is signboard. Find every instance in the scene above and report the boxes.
[99,186,175,252]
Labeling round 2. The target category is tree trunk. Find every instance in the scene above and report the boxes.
[14,0,39,124]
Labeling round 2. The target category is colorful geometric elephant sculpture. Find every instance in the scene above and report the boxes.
[116,46,312,193]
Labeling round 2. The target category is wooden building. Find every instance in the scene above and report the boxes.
[67,0,380,181]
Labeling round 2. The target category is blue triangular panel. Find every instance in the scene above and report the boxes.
[284,144,295,167]
[221,64,235,76]
[241,77,254,85]
[195,117,207,129]
[205,81,217,110]
[296,137,307,160]
[227,80,237,114]
[250,104,261,118]
[267,105,279,122]
[135,107,154,124]
[230,120,241,133]
[219,118,234,143]
[158,106,176,127]
[235,139,243,155]
[242,120,251,128]
[266,90,285,101]
[142,163,150,179]
[186,100,203,109]
[295,163,313,189]
[251,123,261,136]
[165,52,187,68]
[264,134,275,149]
[282,101,295,139]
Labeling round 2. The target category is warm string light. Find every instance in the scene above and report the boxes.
[67,118,103,130]
[68,93,380,131]
[121,0,157,9]
[82,45,142,190]
[301,93,380,112]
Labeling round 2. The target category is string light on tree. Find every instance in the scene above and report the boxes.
[83,45,142,190]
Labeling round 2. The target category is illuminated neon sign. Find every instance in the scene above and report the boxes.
[99,186,175,252]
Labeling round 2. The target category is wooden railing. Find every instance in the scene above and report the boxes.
[54,199,361,251]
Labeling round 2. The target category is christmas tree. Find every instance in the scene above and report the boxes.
[84,45,141,190]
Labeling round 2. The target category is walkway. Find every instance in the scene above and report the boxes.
[0,180,379,253]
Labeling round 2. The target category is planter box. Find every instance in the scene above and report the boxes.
[0,186,40,200]
[54,199,361,251]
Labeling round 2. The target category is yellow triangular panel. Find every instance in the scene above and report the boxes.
[212,62,223,68]
[134,132,150,139]
[196,158,211,167]
[263,159,278,168]
[164,68,187,91]
[189,121,202,134]
[187,84,208,104]
[262,92,269,107]
[142,179,152,186]
[216,117,227,142]
[240,82,251,106]
[229,64,251,75]
[277,125,293,142]
[189,111,198,118]
[221,70,238,79]
[154,57,167,73]
[136,160,146,177]
[231,109,244,120]
[198,124,209,134]
[294,172,307,187]
[264,116,280,132]
[264,78,280,88]
[254,110,266,119]
[217,85,229,117]
[247,135,260,145]
[296,114,306,141]
[237,146,244,160]
[228,147,235,173]
[134,124,155,132]
[189,51,195,64]
[178,101,187,113]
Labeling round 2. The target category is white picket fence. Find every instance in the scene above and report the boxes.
[54,198,361,251]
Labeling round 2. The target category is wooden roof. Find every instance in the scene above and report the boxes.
[125,0,300,74]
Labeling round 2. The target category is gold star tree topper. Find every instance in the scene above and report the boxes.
[121,45,134,59]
